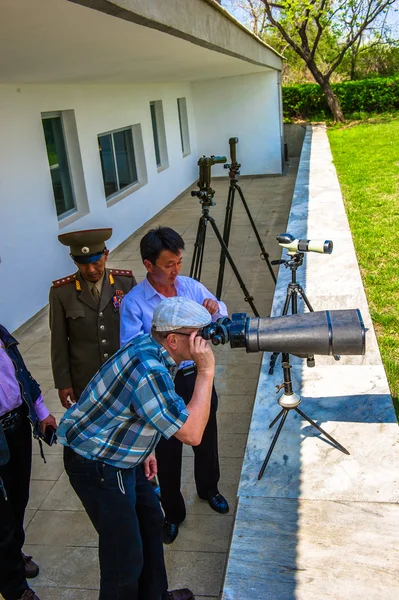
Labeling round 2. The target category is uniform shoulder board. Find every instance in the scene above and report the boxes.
[108,269,133,277]
[52,274,76,288]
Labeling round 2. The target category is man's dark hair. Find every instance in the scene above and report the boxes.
[140,227,185,264]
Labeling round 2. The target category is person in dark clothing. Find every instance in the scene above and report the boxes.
[0,324,56,600]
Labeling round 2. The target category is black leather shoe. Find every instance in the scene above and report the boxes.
[18,589,40,600]
[22,553,39,578]
[207,492,229,514]
[167,588,194,599]
[163,520,179,544]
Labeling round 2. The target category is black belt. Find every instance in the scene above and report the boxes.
[178,364,197,377]
[0,404,24,431]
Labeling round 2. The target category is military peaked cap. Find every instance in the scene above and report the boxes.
[58,228,112,264]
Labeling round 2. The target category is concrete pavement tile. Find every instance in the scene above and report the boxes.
[27,480,56,510]
[164,550,226,597]
[223,496,399,600]
[215,377,258,396]
[216,363,260,380]
[25,510,97,547]
[22,545,99,589]
[217,394,255,414]
[217,433,248,458]
[172,513,234,553]
[41,472,83,511]
[217,412,252,433]
[213,346,261,365]
[24,508,37,529]
[31,452,64,481]
[30,588,100,600]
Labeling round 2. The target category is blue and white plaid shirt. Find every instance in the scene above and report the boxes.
[57,334,189,468]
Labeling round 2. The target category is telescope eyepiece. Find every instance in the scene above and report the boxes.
[276,233,295,245]
[211,155,227,165]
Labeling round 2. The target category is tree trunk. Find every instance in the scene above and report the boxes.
[319,78,345,122]
[306,59,345,122]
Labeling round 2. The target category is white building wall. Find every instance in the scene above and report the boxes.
[191,71,282,177]
[0,82,198,331]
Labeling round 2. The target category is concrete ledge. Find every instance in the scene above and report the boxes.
[222,125,399,599]
[71,0,282,70]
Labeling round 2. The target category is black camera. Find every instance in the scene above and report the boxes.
[199,309,365,357]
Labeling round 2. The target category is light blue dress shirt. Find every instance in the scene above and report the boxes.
[120,275,228,353]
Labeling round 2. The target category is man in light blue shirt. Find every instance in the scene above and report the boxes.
[120,227,229,544]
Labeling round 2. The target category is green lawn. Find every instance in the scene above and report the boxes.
[327,116,399,417]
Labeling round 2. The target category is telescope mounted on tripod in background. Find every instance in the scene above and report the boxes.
[216,137,277,299]
[191,155,227,206]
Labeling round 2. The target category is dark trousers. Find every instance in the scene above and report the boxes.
[155,368,220,523]
[0,416,32,600]
[64,447,168,600]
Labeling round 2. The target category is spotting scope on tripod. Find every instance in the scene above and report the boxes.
[198,308,366,479]
[190,154,260,317]
[268,233,338,374]
[216,137,276,299]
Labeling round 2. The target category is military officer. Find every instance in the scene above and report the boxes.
[49,228,136,409]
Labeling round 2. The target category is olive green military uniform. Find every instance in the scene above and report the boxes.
[50,228,136,399]
[50,268,136,398]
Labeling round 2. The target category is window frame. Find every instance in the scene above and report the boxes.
[98,125,138,200]
[149,100,169,172]
[97,123,148,207]
[42,111,77,220]
[177,97,191,157]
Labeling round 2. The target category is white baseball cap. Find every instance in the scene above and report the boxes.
[152,297,212,332]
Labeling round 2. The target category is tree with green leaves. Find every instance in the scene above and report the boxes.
[224,1,398,121]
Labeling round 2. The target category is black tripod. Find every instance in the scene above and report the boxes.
[258,352,350,479]
[268,251,316,375]
[190,155,260,317]
[258,250,345,478]
[216,138,276,299]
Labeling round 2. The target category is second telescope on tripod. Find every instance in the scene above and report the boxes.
[216,137,276,299]
[191,155,227,204]
[189,154,260,317]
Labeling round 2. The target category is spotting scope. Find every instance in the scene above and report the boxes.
[191,155,227,196]
[199,309,365,356]
[277,233,333,255]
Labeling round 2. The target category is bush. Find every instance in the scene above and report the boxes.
[283,76,399,119]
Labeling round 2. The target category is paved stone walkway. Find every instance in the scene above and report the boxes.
[223,126,399,600]
[11,163,298,599]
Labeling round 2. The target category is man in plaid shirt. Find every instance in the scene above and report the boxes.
[57,297,215,600]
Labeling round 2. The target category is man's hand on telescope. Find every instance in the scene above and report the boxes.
[202,298,218,316]
[143,453,157,480]
[189,331,215,375]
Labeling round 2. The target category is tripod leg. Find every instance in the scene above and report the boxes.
[207,216,260,317]
[216,185,235,299]
[297,286,314,312]
[190,216,207,281]
[269,408,285,429]
[269,289,294,374]
[258,409,289,480]
[236,184,276,284]
[294,407,350,455]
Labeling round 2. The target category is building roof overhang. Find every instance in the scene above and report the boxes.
[0,0,282,84]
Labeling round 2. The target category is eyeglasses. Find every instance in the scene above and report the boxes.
[163,331,193,339]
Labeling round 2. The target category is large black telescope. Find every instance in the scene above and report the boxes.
[199,309,365,357]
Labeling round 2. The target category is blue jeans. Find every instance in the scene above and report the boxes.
[64,447,168,600]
